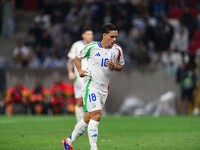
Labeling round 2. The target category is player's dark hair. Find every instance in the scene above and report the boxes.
[82,27,93,34]
[102,23,118,34]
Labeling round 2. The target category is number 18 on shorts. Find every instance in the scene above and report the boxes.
[83,91,107,112]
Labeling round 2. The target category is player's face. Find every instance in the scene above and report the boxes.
[83,31,94,44]
[103,30,118,48]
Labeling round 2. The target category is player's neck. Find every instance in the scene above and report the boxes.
[83,40,89,45]
[100,41,110,49]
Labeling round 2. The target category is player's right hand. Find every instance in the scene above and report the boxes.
[78,70,88,77]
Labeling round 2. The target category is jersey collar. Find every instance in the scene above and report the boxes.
[97,41,112,49]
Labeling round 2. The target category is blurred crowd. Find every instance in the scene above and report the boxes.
[1,0,200,115]
[0,0,200,68]
[2,73,76,115]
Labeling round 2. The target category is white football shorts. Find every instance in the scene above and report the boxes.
[83,89,108,112]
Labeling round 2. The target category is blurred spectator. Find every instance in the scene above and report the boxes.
[38,29,53,51]
[34,45,46,64]
[49,73,70,114]
[66,4,82,34]
[28,22,43,44]
[0,56,5,68]
[135,40,150,65]
[180,7,196,39]
[34,9,51,30]
[41,0,56,15]
[28,80,49,114]
[144,17,157,51]
[0,69,5,114]
[189,30,200,58]
[161,49,183,73]
[66,82,76,114]
[170,23,189,55]
[149,0,166,18]
[50,7,65,25]
[193,81,200,115]
[43,51,66,68]
[28,51,41,68]
[24,32,37,49]
[154,18,174,62]
[12,39,32,68]
[3,82,28,115]
[176,59,196,115]
[1,0,15,38]
[0,1,3,34]
[49,39,64,59]
[196,12,200,30]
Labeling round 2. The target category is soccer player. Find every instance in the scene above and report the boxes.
[67,27,94,122]
[62,23,125,150]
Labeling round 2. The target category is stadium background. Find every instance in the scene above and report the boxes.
[0,0,199,115]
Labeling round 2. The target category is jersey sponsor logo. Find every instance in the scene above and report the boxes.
[95,52,101,56]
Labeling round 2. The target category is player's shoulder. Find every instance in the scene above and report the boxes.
[72,40,83,46]
[113,44,123,51]
[84,41,98,49]
[86,41,97,46]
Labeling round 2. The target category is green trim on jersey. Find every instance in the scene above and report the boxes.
[83,76,92,112]
[73,74,77,84]
[84,46,92,58]
[83,42,97,58]
[84,42,96,50]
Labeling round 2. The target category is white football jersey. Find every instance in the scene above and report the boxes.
[77,41,125,94]
[68,40,88,86]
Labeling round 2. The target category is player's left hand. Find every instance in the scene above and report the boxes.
[106,59,115,70]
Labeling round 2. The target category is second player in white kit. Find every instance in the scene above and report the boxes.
[67,28,94,122]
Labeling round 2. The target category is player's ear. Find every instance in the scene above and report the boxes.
[102,33,107,38]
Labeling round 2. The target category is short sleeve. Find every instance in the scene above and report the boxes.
[114,45,125,66]
[77,42,96,60]
[68,43,78,59]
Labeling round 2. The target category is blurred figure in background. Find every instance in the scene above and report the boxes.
[170,23,189,60]
[28,80,49,114]
[12,39,32,68]
[154,18,174,63]
[1,0,15,38]
[3,81,28,115]
[50,72,70,114]
[176,59,196,115]
[193,81,200,115]
[67,27,94,122]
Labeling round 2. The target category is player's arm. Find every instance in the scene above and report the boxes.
[67,58,75,80]
[107,46,125,71]
[107,59,123,71]
[75,57,88,77]
[113,63,123,71]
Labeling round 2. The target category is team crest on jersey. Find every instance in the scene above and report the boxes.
[111,52,115,59]
[95,52,101,56]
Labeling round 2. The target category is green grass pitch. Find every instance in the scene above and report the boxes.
[0,115,200,150]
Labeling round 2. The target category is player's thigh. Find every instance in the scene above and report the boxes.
[76,98,83,106]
